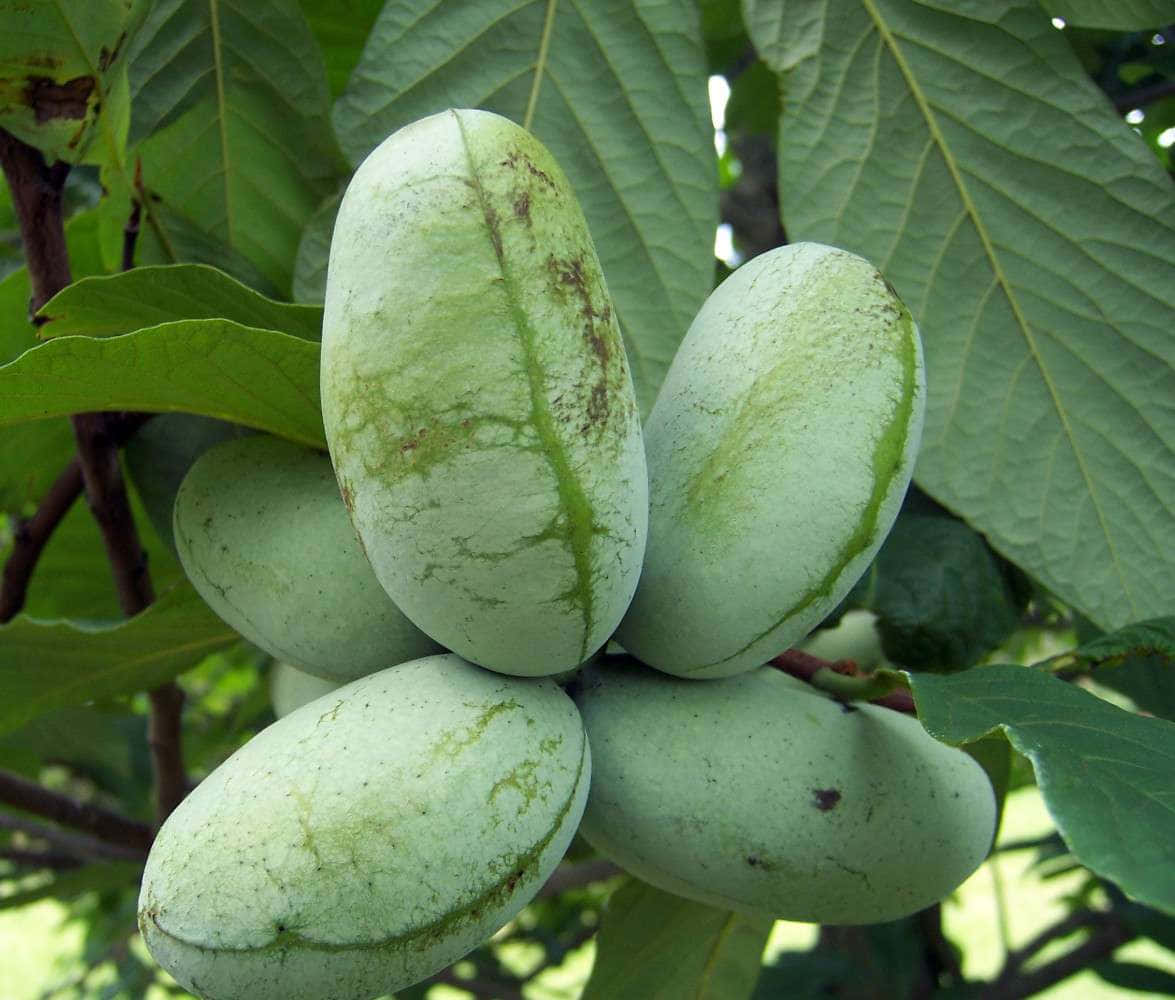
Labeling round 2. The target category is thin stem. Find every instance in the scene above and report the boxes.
[0,812,147,863]
[147,684,187,823]
[0,769,152,851]
[770,649,916,713]
[0,846,83,869]
[0,458,84,622]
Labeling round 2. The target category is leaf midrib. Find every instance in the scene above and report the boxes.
[861,0,1132,620]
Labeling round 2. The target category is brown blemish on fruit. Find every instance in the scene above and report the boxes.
[339,483,354,513]
[513,191,530,220]
[813,788,841,811]
[24,75,93,121]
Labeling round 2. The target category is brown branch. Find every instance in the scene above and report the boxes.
[0,769,152,851]
[0,846,83,869]
[0,812,147,863]
[986,912,1134,1000]
[0,458,83,622]
[121,162,142,273]
[1115,78,1175,113]
[770,649,917,713]
[0,129,185,829]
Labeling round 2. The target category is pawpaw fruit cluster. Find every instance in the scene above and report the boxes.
[144,109,994,1000]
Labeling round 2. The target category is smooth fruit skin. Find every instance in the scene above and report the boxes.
[616,242,924,678]
[320,109,647,677]
[173,435,441,683]
[573,659,994,924]
[138,654,591,1000]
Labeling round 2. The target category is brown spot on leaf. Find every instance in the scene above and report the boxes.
[500,149,556,190]
[24,75,94,122]
[812,788,841,811]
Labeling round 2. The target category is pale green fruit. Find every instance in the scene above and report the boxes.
[573,659,994,924]
[616,242,925,678]
[320,108,647,678]
[139,654,590,1000]
[173,435,441,683]
[268,662,338,719]
[800,610,887,671]
[0,0,149,164]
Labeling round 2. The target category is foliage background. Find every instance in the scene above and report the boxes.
[0,0,1173,997]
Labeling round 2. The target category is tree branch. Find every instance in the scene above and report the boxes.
[0,458,83,623]
[534,859,622,900]
[0,846,83,870]
[986,911,1134,1000]
[1115,78,1175,112]
[0,769,152,851]
[0,812,147,863]
[0,129,185,829]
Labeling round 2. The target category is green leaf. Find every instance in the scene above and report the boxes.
[912,664,1175,914]
[744,0,1175,632]
[1038,0,1175,30]
[582,879,771,1000]
[331,0,717,416]
[122,0,347,294]
[0,584,237,737]
[853,505,1028,671]
[292,187,343,303]
[298,0,385,96]
[37,265,323,341]
[0,322,324,448]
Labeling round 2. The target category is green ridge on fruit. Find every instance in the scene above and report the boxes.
[616,242,925,678]
[319,108,647,678]
[173,435,441,683]
[138,654,590,1000]
[573,658,994,924]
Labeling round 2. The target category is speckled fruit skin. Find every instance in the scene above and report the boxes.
[173,435,441,683]
[573,659,994,924]
[320,108,647,678]
[616,242,924,678]
[138,654,590,1000]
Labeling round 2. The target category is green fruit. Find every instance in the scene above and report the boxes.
[0,1,149,164]
[572,659,994,924]
[320,108,647,678]
[268,662,338,719]
[616,242,924,678]
[139,654,590,1000]
[173,435,441,683]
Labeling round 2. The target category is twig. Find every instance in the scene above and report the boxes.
[0,129,185,829]
[0,812,147,863]
[1114,78,1175,112]
[0,769,152,851]
[0,458,83,622]
[986,912,1133,1000]
[0,846,83,869]
[770,649,916,713]
[121,160,142,272]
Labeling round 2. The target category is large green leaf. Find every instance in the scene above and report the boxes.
[331,0,716,415]
[581,879,771,1000]
[743,0,1175,632]
[0,323,324,448]
[298,0,385,96]
[912,664,1175,914]
[38,265,323,341]
[1037,0,1175,29]
[0,584,237,736]
[117,0,347,294]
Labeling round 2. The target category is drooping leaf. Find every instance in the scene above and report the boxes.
[581,879,771,1000]
[744,0,1175,633]
[331,0,717,415]
[1093,960,1175,994]
[1037,0,1175,30]
[912,664,1175,914]
[0,584,237,737]
[298,0,385,96]
[0,323,324,448]
[119,0,347,295]
[37,265,323,341]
